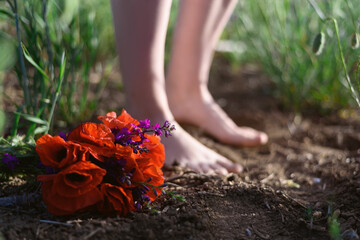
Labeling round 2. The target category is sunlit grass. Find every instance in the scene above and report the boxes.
[0,0,115,138]
[222,0,360,113]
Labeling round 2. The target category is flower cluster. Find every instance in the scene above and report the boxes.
[36,110,175,216]
[1,153,20,170]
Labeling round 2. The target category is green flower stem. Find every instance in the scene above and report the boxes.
[309,0,360,107]
[330,17,360,107]
[46,53,66,134]
[135,181,163,190]
[10,106,22,137]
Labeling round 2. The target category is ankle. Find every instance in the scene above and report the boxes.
[167,83,210,107]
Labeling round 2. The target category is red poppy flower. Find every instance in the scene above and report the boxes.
[37,110,169,216]
[115,144,135,160]
[38,161,106,215]
[141,134,165,169]
[36,135,88,169]
[118,154,163,201]
[112,137,165,201]
[67,123,115,161]
[99,183,135,216]
[136,159,164,201]
[98,109,139,130]
[112,153,163,198]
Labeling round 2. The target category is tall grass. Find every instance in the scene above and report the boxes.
[0,0,115,139]
[47,0,115,124]
[223,0,360,113]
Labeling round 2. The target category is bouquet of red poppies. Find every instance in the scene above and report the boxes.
[36,110,175,216]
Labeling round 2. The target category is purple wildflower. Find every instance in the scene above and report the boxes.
[58,132,67,141]
[163,121,176,137]
[37,162,57,174]
[138,119,175,137]
[131,183,155,211]
[150,123,161,136]
[138,119,151,129]
[135,202,141,211]
[112,127,131,144]
[111,119,175,154]
[142,194,151,202]
[1,153,20,170]
[111,126,150,154]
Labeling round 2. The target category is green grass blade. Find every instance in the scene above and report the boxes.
[308,0,326,21]
[0,9,14,19]
[57,52,66,92]
[10,106,23,137]
[15,112,48,125]
[21,43,50,83]
[46,52,66,134]
[25,103,48,139]
[33,126,49,135]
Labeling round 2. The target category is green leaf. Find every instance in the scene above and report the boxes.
[15,112,48,125]
[21,43,50,82]
[57,52,66,92]
[11,106,23,137]
[0,9,14,19]
[34,126,49,135]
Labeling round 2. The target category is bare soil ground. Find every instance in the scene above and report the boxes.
[1,57,360,239]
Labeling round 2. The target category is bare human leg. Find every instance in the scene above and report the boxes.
[111,0,242,174]
[167,0,268,147]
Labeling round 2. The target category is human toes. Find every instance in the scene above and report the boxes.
[259,132,268,144]
[200,162,228,175]
[217,158,243,173]
[186,161,204,173]
[213,164,229,175]
[235,128,268,147]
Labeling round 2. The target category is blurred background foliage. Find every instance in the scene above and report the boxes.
[0,0,115,138]
[0,0,359,138]
[0,33,16,136]
[222,0,360,112]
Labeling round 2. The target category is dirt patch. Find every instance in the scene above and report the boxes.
[1,57,360,239]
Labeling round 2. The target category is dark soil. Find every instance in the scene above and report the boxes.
[1,57,360,240]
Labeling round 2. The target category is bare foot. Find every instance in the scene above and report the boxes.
[168,88,268,147]
[163,123,243,175]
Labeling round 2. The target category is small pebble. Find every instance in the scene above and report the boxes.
[265,201,271,210]
[313,178,321,184]
[342,228,359,240]
[305,153,313,160]
[315,202,322,208]
[313,211,322,219]
[333,209,341,218]
[245,228,252,237]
